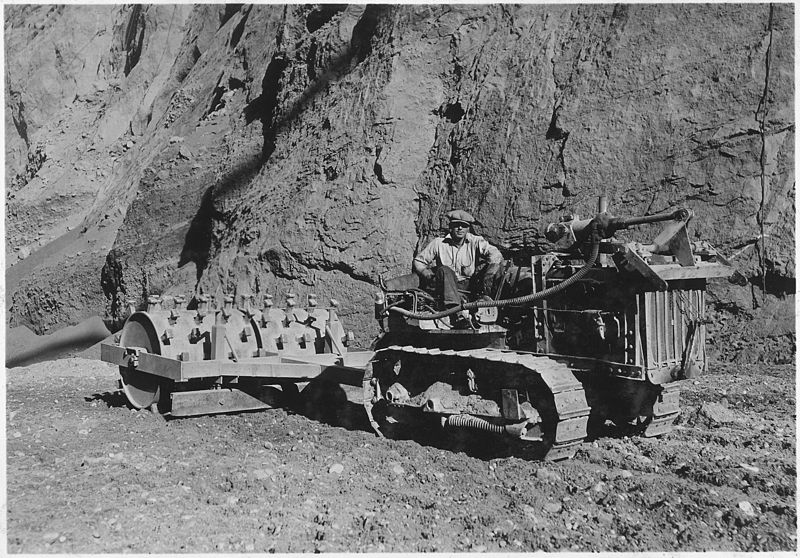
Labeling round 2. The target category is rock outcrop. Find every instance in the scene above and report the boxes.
[5,4,794,360]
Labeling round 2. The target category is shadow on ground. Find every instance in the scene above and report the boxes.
[86,378,650,462]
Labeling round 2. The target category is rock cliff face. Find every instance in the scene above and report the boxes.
[5,4,794,361]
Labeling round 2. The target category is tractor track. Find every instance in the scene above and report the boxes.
[366,345,593,460]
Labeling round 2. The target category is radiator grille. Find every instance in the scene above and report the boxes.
[640,289,705,370]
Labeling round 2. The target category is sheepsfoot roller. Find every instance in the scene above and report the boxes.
[370,196,734,459]
[101,293,372,417]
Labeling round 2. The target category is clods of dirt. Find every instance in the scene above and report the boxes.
[6,358,796,552]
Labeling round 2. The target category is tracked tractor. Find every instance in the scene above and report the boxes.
[365,197,734,459]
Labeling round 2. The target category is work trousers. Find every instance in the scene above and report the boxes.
[433,262,504,307]
[434,266,469,308]
[382,262,504,307]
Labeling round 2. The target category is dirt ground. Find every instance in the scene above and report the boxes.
[6,356,796,553]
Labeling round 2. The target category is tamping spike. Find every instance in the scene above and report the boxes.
[146,295,161,312]
[283,293,297,326]
[196,294,209,318]
[328,298,339,322]
[220,294,233,320]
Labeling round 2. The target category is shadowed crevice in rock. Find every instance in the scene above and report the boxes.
[750,267,795,298]
[9,92,29,148]
[178,152,264,284]
[220,3,243,29]
[306,38,319,81]
[179,186,221,282]
[350,4,390,63]
[228,5,249,49]
[305,4,347,34]
[245,51,290,158]
[100,249,126,321]
[440,101,465,124]
[373,146,388,185]
[246,5,396,161]
[10,144,46,192]
[546,105,568,141]
[546,105,571,196]
[123,5,145,76]
[755,4,775,303]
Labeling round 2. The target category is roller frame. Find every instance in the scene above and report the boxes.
[102,342,371,383]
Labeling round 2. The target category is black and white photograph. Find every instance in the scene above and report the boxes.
[5,3,795,553]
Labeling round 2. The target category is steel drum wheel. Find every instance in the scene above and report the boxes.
[118,313,171,412]
[119,366,163,409]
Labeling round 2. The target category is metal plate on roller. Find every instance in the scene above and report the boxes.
[170,387,281,417]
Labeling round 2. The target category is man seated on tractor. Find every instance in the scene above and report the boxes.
[412,209,504,314]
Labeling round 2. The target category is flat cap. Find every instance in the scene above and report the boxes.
[446,209,476,225]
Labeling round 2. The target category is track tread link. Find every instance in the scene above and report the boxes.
[376,345,592,459]
[644,381,681,437]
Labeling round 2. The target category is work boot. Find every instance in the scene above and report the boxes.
[449,310,473,330]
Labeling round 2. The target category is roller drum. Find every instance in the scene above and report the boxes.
[125,308,263,361]
[212,310,263,360]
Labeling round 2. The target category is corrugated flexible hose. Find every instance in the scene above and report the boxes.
[388,228,601,321]
[443,414,505,434]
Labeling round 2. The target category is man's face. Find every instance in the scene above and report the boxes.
[449,222,469,240]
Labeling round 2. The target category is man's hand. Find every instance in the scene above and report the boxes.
[413,258,435,283]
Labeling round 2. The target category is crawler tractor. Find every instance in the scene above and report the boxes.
[101,197,732,460]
